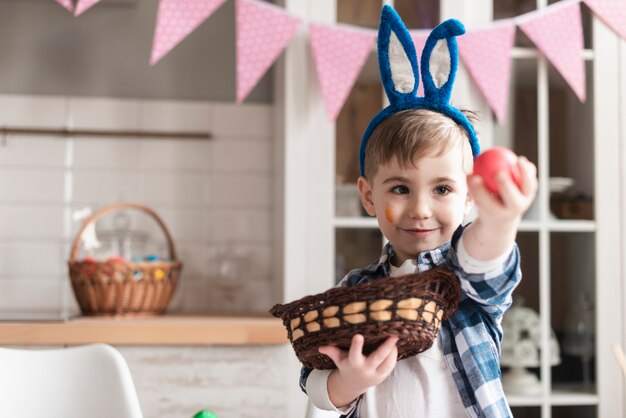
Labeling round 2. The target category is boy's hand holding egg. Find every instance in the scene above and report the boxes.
[472,147,522,194]
[469,147,537,224]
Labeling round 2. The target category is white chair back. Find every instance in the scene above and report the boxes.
[0,343,143,418]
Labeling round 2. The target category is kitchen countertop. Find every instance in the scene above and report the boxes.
[0,315,288,346]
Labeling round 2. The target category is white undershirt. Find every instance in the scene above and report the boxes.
[306,235,513,417]
[354,258,467,418]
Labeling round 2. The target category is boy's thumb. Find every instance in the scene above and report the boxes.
[318,345,342,365]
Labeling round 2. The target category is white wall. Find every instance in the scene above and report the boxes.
[0,0,272,102]
[0,94,276,316]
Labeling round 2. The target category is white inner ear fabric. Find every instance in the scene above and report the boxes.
[388,31,415,94]
[429,39,451,88]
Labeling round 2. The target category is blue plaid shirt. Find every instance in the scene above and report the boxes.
[300,225,521,418]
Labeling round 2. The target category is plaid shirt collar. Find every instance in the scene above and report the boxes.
[371,240,452,277]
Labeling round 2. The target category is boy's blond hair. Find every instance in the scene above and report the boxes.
[362,109,476,180]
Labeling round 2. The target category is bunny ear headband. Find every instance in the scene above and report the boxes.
[358,5,481,177]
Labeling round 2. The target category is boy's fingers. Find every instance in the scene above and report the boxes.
[366,336,399,368]
[518,157,538,197]
[348,334,365,364]
[319,345,344,366]
[496,172,525,210]
[467,175,500,207]
[376,345,398,376]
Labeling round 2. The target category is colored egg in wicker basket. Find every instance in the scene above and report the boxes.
[270,266,460,369]
[68,203,183,316]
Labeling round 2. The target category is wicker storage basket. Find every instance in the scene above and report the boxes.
[270,266,460,369]
[68,203,183,316]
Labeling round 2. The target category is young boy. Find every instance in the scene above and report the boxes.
[300,7,537,418]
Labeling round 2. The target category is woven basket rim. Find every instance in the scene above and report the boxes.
[270,266,459,320]
[69,202,179,263]
[68,259,183,267]
[269,266,460,369]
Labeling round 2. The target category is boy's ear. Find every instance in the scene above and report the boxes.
[357,176,377,216]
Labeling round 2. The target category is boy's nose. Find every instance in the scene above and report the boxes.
[409,197,432,219]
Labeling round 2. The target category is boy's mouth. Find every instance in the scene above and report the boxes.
[402,227,439,238]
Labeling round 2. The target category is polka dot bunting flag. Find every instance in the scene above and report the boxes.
[53,0,616,113]
[583,0,626,41]
[74,0,100,16]
[236,0,302,103]
[518,1,586,102]
[150,0,228,65]
[309,24,376,121]
[55,0,74,13]
[457,21,516,124]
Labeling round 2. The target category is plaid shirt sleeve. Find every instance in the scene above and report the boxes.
[447,224,522,324]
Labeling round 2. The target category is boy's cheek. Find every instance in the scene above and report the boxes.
[385,206,395,225]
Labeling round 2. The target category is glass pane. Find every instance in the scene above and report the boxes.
[495,58,538,158]
[335,228,382,283]
[502,233,540,396]
[337,0,381,27]
[548,62,594,221]
[510,407,541,418]
[494,58,539,220]
[335,64,382,187]
[552,406,596,418]
[514,232,540,312]
[551,232,596,390]
[394,0,439,29]
[494,0,536,20]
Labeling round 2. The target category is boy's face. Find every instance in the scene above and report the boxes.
[358,144,472,266]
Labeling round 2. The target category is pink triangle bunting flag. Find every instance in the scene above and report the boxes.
[583,0,626,40]
[310,24,376,121]
[74,0,100,16]
[409,30,429,97]
[458,21,516,123]
[150,0,228,65]
[55,0,74,13]
[518,1,586,101]
[236,0,302,103]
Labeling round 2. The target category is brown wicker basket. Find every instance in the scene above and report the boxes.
[270,266,460,369]
[68,203,183,316]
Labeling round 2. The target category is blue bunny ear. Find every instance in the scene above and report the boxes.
[378,5,420,106]
[421,19,465,105]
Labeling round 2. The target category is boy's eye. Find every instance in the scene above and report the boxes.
[391,185,410,195]
[434,185,451,196]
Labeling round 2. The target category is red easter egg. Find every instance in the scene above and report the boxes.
[473,147,522,194]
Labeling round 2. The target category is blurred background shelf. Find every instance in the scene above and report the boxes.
[0,315,286,346]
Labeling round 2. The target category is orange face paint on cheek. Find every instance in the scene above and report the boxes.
[385,206,394,224]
